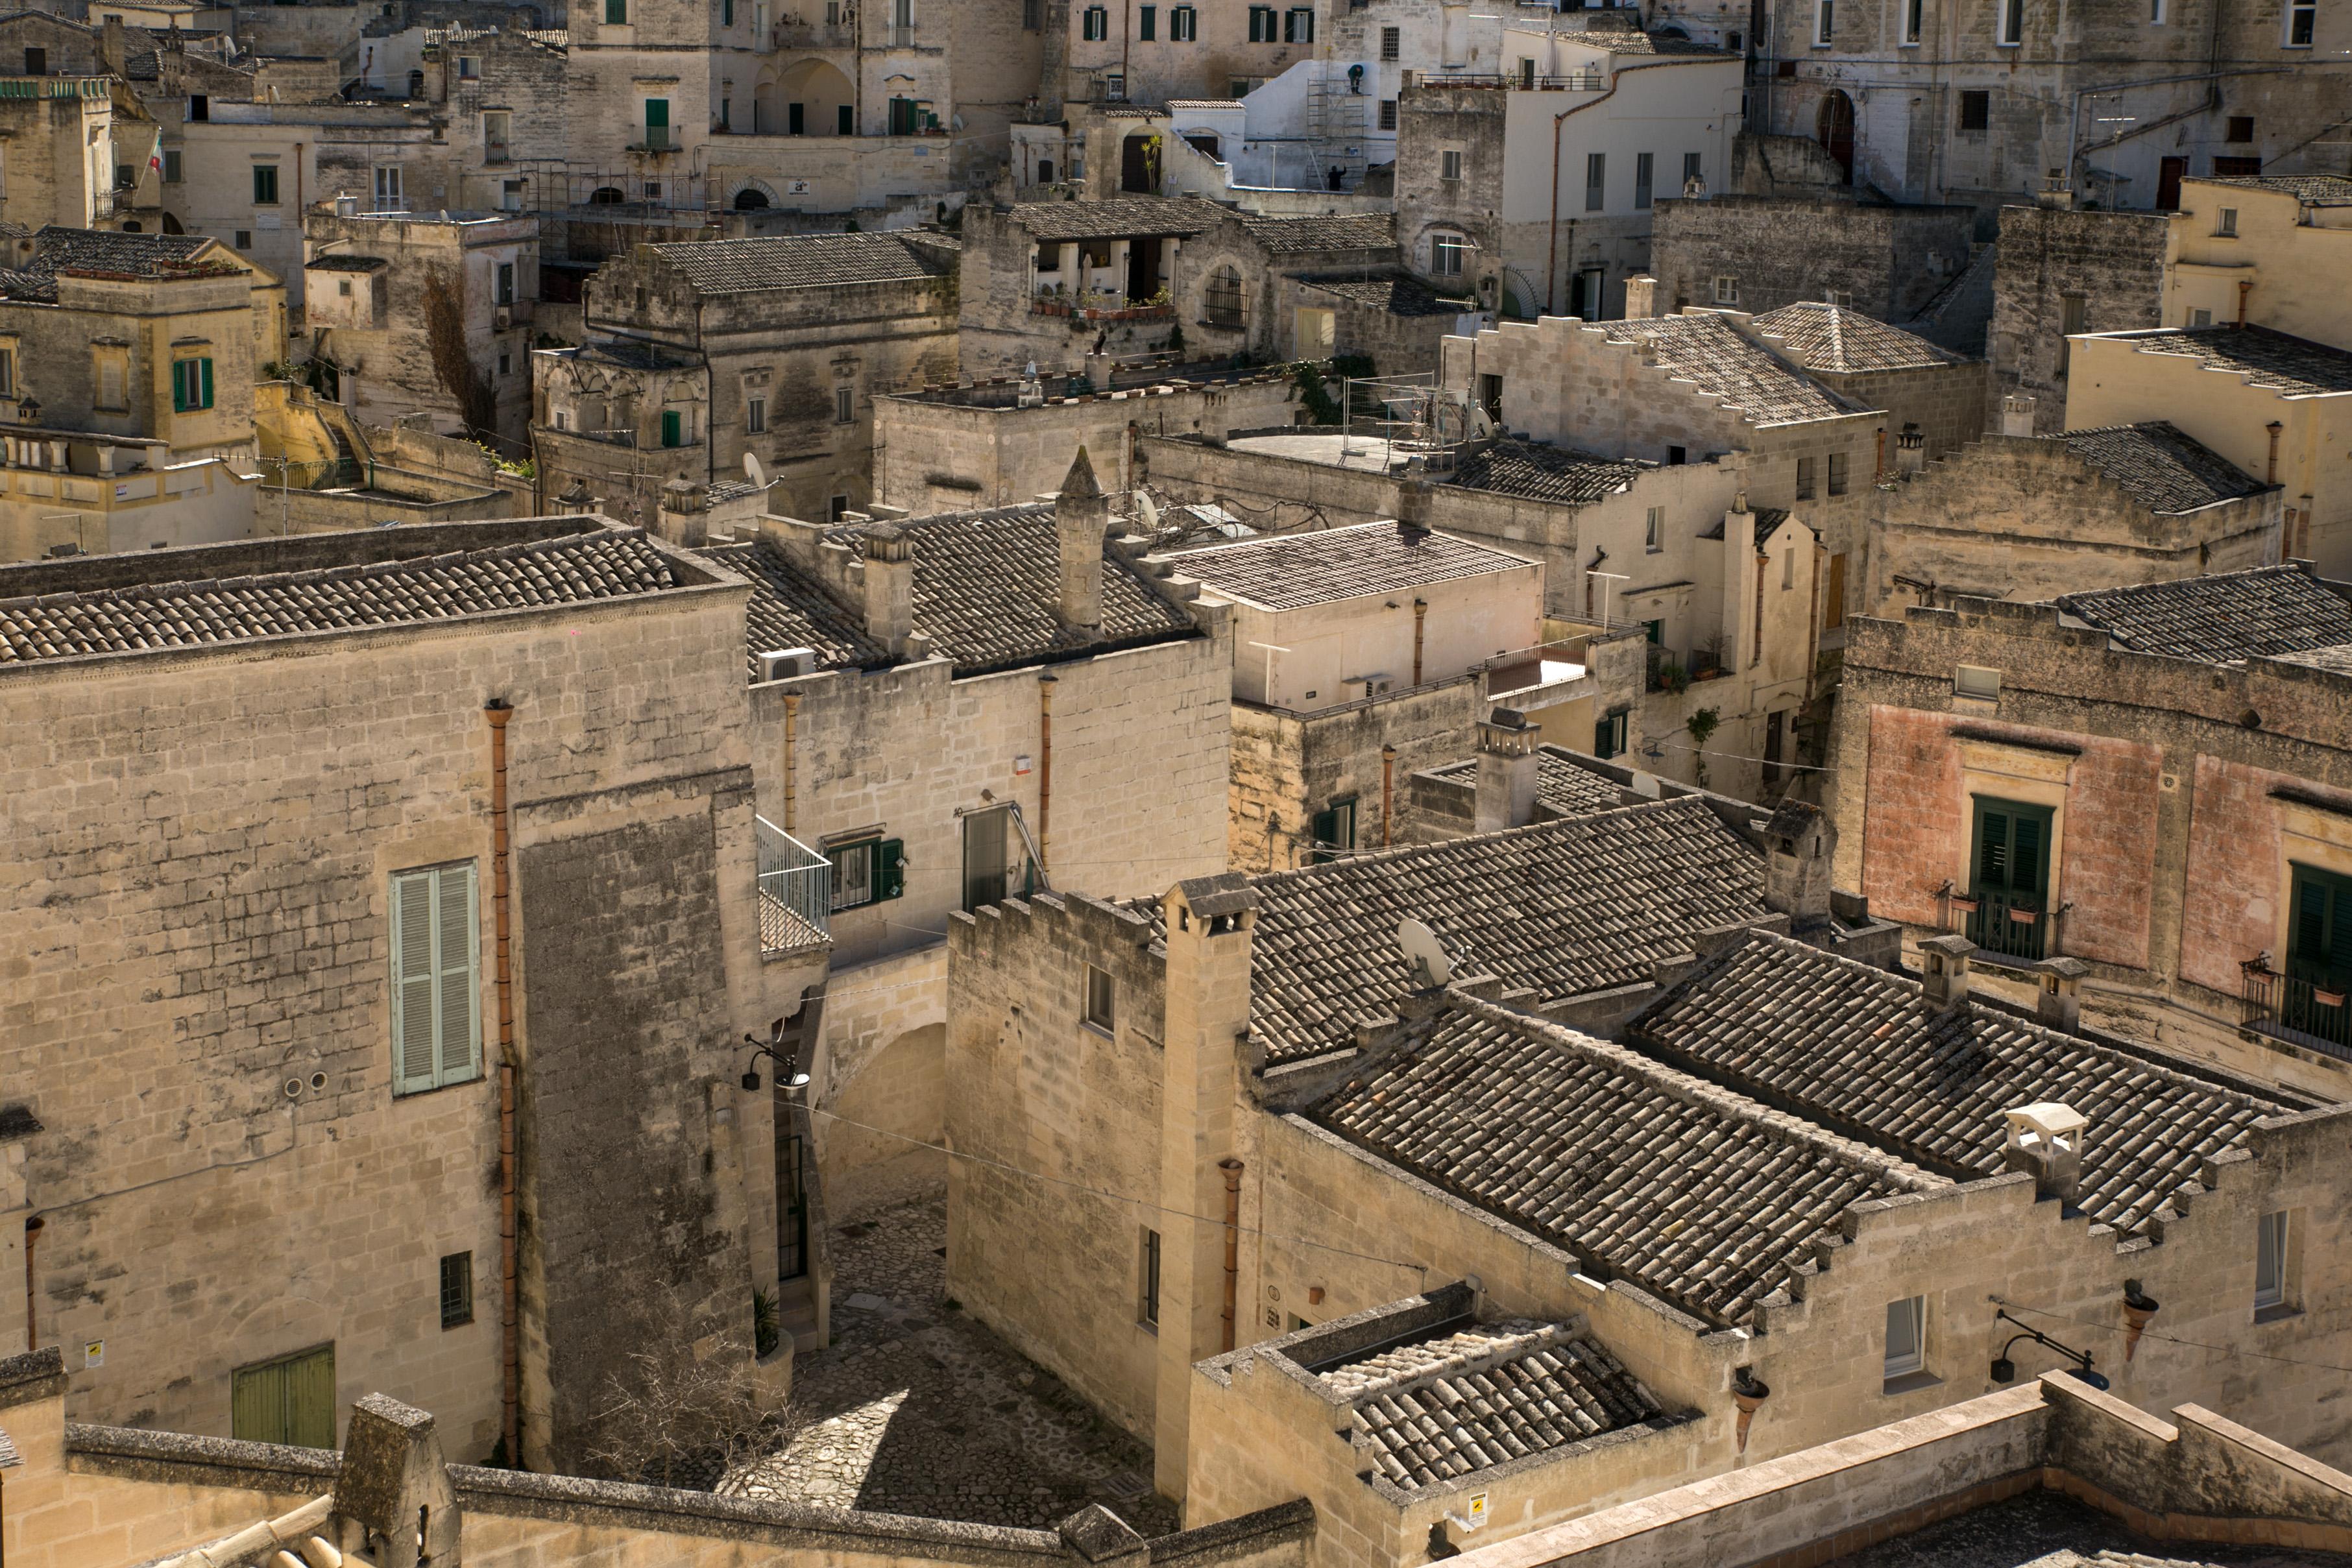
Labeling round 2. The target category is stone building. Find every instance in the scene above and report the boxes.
[1830,563,2352,1098]
[1745,300,1988,462]
[302,202,538,446]
[690,448,1231,1222]
[0,43,132,235]
[1040,0,1326,110]
[1392,32,1745,322]
[2065,326,2352,575]
[533,232,960,532]
[0,517,830,1473]
[946,789,2351,1532]
[1868,418,2279,613]
[1641,194,1985,352]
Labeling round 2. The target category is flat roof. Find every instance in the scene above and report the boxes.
[1161,520,1533,610]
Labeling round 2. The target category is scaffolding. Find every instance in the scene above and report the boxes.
[1335,372,1485,474]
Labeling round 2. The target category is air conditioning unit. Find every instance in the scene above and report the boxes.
[758,646,818,682]
[494,304,513,329]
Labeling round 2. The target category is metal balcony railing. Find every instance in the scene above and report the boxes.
[757,814,831,958]
[2241,959,2352,1059]
[1961,887,2046,962]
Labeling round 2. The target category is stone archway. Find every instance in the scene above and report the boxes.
[1815,88,1856,183]
[779,57,855,136]
[732,178,777,210]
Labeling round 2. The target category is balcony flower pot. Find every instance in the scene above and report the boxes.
[2007,906,2040,924]
[1947,895,1980,912]
[2121,1289,2159,1361]
[2314,987,2346,1008]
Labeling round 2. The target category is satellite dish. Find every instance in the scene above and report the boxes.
[744,452,768,487]
[1137,490,1160,533]
[1466,405,1494,440]
[1397,917,1453,990]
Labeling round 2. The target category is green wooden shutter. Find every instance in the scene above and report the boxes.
[605,0,625,21]
[874,839,904,901]
[230,1358,282,1442]
[171,361,186,412]
[661,408,682,447]
[645,97,668,128]
[435,863,478,1085]
[391,870,438,1094]
[2011,812,2043,898]
[1972,804,2009,889]
[285,1344,337,1448]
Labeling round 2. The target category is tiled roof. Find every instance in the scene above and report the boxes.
[1449,440,1644,505]
[1240,797,1767,1065]
[2058,566,2352,664]
[0,267,55,302]
[0,526,687,666]
[1422,745,1629,818]
[695,537,887,677]
[648,232,958,295]
[1162,521,1531,610]
[1290,269,1466,317]
[1751,302,1964,373]
[2194,174,2352,206]
[1313,995,1935,1327]
[1318,1318,1666,1491]
[1233,213,1394,254]
[306,254,389,272]
[1009,197,1224,240]
[570,337,701,372]
[1572,27,1734,54]
[2116,325,2352,397]
[30,226,214,277]
[823,502,1200,675]
[2055,422,2269,514]
[1627,930,2285,1240]
[1603,314,1858,424]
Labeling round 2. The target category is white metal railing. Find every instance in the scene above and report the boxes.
[756,814,831,958]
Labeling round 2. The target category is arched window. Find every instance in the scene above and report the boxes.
[1205,265,1244,328]
[733,187,771,209]
[590,186,626,204]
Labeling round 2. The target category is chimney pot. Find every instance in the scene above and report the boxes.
[2035,956,2090,1032]
[1473,713,1539,832]
[1762,801,1836,926]
[2001,1100,2087,1203]
[862,522,917,651]
[1918,932,1974,1012]
[2000,393,2037,438]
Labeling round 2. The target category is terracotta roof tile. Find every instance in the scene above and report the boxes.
[2059,565,2352,664]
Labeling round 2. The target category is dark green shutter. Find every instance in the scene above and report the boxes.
[1973,804,2009,887]
[606,0,625,21]
[2011,813,2043,897]
[232,1344,335,1448]
[874,839,904,901]
[661,409,681,447]
[171,361,186,412]
[200,357,213,409]
[2288,863,2352,983]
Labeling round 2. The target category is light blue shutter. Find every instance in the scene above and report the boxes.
[391,871,437,1093]
[435,864,479,1084]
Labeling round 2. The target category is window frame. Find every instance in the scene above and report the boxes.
[373,163,404,211]
[1902,0,1922,43]
[389,860,484,1097]
[1378,98,1397,130]
[1713,274,1738,304]
[1585,150,1606,211]
[171,356,215,413]
[1248,4,1274,42]
[826,835,906,911]
[1308,796,1357,865]
[2216,206,2239,237]
[1429,230,1465,278]
[1826,450,1849,496]
[1137,3,1155,39]
[440,1251,474,1329]
[1996,0,2022,46]
[1958,89,1990,131]
[2254,1209,2292,1310]
[1082,3,1106,38]
[1884,1296,1926,1381]
[1439,147,1463,182]
[1171,3,1195,38]
[1381,23,1400,57]
[747,393,767,433]
[1634,149,1653,210]
[1084,962,1115,1033]
[1645,505,1663,552]
[1595,707,1629,760]
[2285,0,2314,45]
[1795,453,1816,500]
[1140,1227,1162,1328]
[252,163,279,205]
[1283,6,1313,43]
[1813,0,1833,45]
[836,384,856,424]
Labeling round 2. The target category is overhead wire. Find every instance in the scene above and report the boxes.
[1993,1297,2352,1375]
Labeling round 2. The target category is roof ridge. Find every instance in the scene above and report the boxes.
[1241,794,1716,891]
[1446,989,1950,1194]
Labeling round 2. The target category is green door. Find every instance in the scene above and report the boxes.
[231,1344,336,1449]
[661,408,683,448]
[2284,863,2352,1045]
[1965,796,2052,960]
[644,96,669,150]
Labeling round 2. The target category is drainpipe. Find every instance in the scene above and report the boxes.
[782,691,800,832]
[1381,744,1397,847]
[1218,1157,1243,1352]
[1038,673,1055,876]
[2266,420,2282,484]
[1874,425,1885,480]
[484,701,521,1469]
[1411,597,1426,684]
[21,1216,39,1353]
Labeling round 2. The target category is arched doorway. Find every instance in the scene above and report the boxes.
[733,186,770,210]
[778,58,854,136]
[160,211,184,234]
[1815,89,1855,183]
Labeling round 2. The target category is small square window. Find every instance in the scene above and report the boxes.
[235,229,252,250]
[2216,206,2238,237]
[1378,99,1396,130]
[2188,307,2212,328]
[338,279,353,297]
[2226,115,2254,142]
[1958,90,1989,131]
[440,1251,474,1328]
[1667,444,1686,466]
[1884,1296,1926,1380]
[1954,664,2001,700]
[1440,147,1462,182]
[1084,963,1115,1031]
[1712,274,1738,304]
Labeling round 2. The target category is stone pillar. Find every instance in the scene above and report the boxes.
[1154,873,1258,1503]
[1055,445,1107,631]
[2036,956,2090,1032]
[1473,714,1540,832]
[2001,394,2036,437]
[333,1394,460,1568]
[861,522,915,650]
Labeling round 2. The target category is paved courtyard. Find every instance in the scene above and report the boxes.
[725,1194,1177,1532]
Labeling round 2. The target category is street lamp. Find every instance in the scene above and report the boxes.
[739,1016,810,1092]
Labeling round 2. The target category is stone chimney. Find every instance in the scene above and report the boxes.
[1917,932,1974,1012]
[2036,956,2091,1032]
[99,16,125,79]
[2001,1102,2087,1203]
[1055,444,1108,632]
[1761,801,1834,927]
[2001,393,2037,437]
[1473,712,1539,832]
[862,523,916,651]
[1895,422,1927,476]
[658,476,708,547]
[1623,274,1659,319]
[333,1394,460,1568]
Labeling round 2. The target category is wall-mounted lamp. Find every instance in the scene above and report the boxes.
[1989,1308,2107,1390]
[740,1016,810,1092]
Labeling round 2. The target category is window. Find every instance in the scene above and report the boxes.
[661,407,685,447]
[1884,1297,1926,1381]
[2255,1211,2292,1310]
[827,836,905,910]
[115,163,136,192]
[747,394,766,433]
[2283,863,2352,1046]
[496,261,515,305]
[1585,151,1605,210]
[2285,0,2314,43]
[606,0,626,21]
[1248,5,1275,40]
[2216,206,2239,236]
[232,1345,335,1449]
[1082,4,1106,37]
[1381,24,1400,57]
[1594,708,1629,759]
[188,92,209,121]
[1440,147,1462,181]
[21,47,42,74]
[1795,454,1816,500]
[1959,89,1989,130]
[171,357,215,413]
[1635,151,1653,210]
[1308,797,1356,864]
[1430,231,1464,277]
[1827,450,1849,495]
[1517,56,1536,90]
[1024,0,1041,26]
[1996,0,2021,44]
[2150,0,2164,18]
[2227,114,2253,141]
[1902,0,1921,42]
[1206,264,1244,326]
[1138,3,1155,38]
[458,53,480,77]
[836,385,855,424]
[497,350,511,376]
[1171,3,1195,36]
[1140,1229,1161,1327]
[1825,287,1854,309]
[95,354,125,412]
[1713,274,1738,304]
[1968,796,2052,958]
[1379,99,1396,130]
[1951,665,2000,704]
[1782,548,1796,589]
[643,97,671,151]
[235,229,252,250]
[1812,0,1832,46]
[252,164,279,204]
[0,348,14,396]
[1645,505,1663,551]
[390,862,481,1095]
[2188,306,2213,328]
[1667,444,1686,466]
[485,110,511,158]
[440,1253,474,1329]
[1284,6,1313,42]
[374,164,404,210]
[162,148,182,182]
[888,95,920,134]
[1084,963,1115,1032]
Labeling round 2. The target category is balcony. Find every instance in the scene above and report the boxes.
[758,814,831,959]
[774,19,853,45]
[2240,959,2352,1062]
